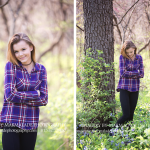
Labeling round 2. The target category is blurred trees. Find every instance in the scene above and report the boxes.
[113,0,150,52]
[77,0,150,57]
[0,0,74,149]
[0,0,73,58]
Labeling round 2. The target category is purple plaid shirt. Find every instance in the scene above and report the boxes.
[117,54,144,92]
[0,61,48,130]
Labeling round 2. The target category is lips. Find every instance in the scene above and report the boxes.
[19,56,26,60]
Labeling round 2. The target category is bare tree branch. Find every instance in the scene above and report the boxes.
[76,24,84,31]
[113,11,125,44]
[0,0,10,8]
[138,40,150,54]
[113,0,140,26]
[124,3,137,35]
[37,33,64,62]
[16,0,25,16]
[113,15,122,41]
[57,140,68,150]
[0,0,9,35]
[8,0,25,37]
[145,10,150,26]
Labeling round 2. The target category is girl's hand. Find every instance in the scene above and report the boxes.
[37,90,40,96]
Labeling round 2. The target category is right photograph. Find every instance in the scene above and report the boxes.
[76,0,150,149]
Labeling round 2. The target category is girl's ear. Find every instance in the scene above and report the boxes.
[30,45,33,51]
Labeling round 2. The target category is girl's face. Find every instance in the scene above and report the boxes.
[126,48,135,58]
[13,40,33,65]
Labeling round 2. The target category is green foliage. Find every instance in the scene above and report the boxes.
[76,44,150,150]
[77,49,116,128]
[76,104,150,150]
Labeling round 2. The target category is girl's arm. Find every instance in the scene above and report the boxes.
[133,55,144,78]
[119,55,139,78]
[4,62,39,104]
[24,65,48,107]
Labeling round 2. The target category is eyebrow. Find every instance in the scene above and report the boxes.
[14,48,26,51]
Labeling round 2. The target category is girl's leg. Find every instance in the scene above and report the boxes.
[20,129,37,150]
[116,89,130,126]
[2,125,20,150]
[128,91,139,121]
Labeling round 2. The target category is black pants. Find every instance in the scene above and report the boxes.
[2,124,37,150]
[116,89,139,126]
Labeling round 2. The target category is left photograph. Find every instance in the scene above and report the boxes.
[0,0,74,150]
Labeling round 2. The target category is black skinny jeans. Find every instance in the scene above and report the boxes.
[2,124,37,150]
[116,89,139,126]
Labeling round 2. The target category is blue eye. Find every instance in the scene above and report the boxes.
[14,51,18,53]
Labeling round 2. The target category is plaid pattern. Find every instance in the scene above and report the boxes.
[0,61,48,130]
[117,54,144,92]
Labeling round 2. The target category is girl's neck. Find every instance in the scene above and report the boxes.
[22,61,34,72]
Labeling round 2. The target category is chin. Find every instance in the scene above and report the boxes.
[20,60,28,64]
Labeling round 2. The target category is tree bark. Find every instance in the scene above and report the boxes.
[83,0,115,103]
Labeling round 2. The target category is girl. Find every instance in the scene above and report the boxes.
[0,33,48,150]
[116,40,144,127]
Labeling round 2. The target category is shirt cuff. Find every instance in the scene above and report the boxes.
[32,91,39,99]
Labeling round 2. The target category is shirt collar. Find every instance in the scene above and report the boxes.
[18,61,39,71]
[125,54,138,60]
[135,54,138,60]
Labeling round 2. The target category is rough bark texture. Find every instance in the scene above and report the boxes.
[83,0,115,103]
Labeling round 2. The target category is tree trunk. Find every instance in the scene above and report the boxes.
[83,0,115,130]
[83,0,115,103]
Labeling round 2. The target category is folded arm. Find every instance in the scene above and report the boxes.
[119,55,139,78]
[133,55,144,78]
[4,62,39,104]
[24,65,48,107]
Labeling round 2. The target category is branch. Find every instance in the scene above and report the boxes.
[0,0,9,35]
[37,33,64,62]
[145,11,150,26]
[113,15,122,41]
[113,11,125,44]
[138,40,150,54]
[57,140,68,150]
[76,24,84,32]
[8,0,25,37]
[0,0,10,8]
[16,0,25,16]
[124,2,137,34]
[113,0,140,26]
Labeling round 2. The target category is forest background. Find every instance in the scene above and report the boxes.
[76,0,150,149]
[0,0,74,150]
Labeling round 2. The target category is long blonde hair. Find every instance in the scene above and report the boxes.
[7,33,36,66]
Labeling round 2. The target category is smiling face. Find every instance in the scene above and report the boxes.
[126,48,135,58]
[13,40,33,65]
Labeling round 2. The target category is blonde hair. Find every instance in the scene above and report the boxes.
[7,33,36,66]
[121,40,137,59]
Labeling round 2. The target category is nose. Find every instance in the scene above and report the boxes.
[18,51,23,56]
